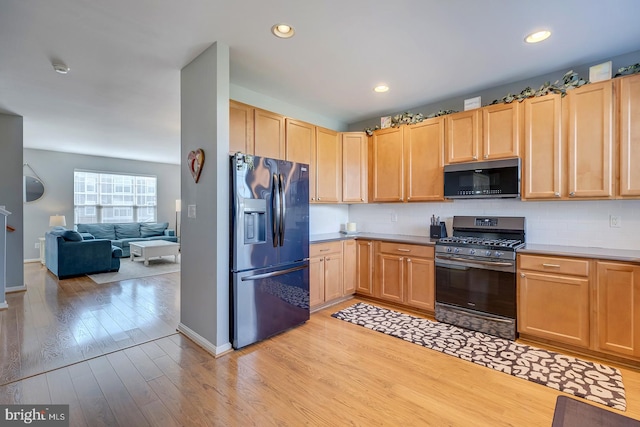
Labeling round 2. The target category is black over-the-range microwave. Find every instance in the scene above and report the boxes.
[443,158,521,199]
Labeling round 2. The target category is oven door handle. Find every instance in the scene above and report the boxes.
[439,304,514,324]
[436,255,513,268]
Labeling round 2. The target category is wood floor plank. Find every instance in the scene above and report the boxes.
[147,375,212,427]
[122,346,164,381]
[139,399,181,427]
[105,351,160,407]
[47,368,89,427]
[69,361,119,427]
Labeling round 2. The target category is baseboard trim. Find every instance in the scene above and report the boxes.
[0,301,7,310]
[6,285,27,293]
[177,323,233,357]
[24,259,41,264]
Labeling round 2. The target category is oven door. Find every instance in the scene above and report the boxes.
[435,254,516,319]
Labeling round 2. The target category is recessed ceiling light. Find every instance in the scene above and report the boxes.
[373,85,389,93]
[271,23,295,39]
[525,30,551,44]
[52,62,70,74]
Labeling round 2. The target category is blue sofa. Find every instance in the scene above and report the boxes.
[45,228,121,279]
[76,222,177,257]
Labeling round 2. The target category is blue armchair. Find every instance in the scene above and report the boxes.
[45,229,121,279]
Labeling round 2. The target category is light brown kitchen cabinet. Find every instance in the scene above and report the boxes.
[374,241,435,311]
[522,94,563,199]
[517,255,590,348]
[355,240,374,296]
[595,261,640,358]
[229,100,254,154]
[285,118,316,203]
[341,132,368,203]
[446,109,481,164]
[370,127,404,202]
[566,80,614,198]
[254,108,285,160]
[404,118,445,202]
[369,119,444,202]
[314,127,341,203]
[309,241,343,309]
[342,239,357,295]
[618,73,640,197]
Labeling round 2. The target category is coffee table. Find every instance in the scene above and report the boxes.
[129,240,180,266]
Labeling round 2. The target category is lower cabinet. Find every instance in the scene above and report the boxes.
[595,261,640,358]
[355,240,374,296]
[342,240,357,295]
[309,241,344,309]
[374,241,435,311]
[517,254,590,348]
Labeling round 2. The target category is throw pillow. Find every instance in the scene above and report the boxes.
[114,223,141,239]
[77,223,116,240]
[61,230,83,241]
[140,222,168,237]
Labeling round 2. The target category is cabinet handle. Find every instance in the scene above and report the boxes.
[326,257,331,261]
[361,198,364,201]
[367,242,371,246]
[542,263,561,268]
[520,273,525,278]
[554,192,560,197]
[483,155,488,159]
[407,258,411,263]
[407,197,410,200]
[318,197,321,201]
[397,248,411,252]
[311,198,315,201]
[320,248,330,252]
[473,156,478,160]
[569,192,575,197]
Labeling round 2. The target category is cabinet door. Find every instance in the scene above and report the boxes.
[482,102,520,160]
[522,94,562,199]
[254,108,285,160]
[324,254,344,301]
[404,118,444,202]
[405,257,434,311]
[356,240,373,296]
[445,110,481,164]
[370,127,404,202]
[229,100,254,154]
[596,262,640,357]
[343,240,357,295]
[286,119,316,202]
[342,132,368,203]
[315,127,341,203]
[518,271,590,348]
[567,81,613,198]
[309,256,325,308]
[376,253,404,303]
[619,74,640,197]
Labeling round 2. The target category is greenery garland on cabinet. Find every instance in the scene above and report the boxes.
[364,62,640,136]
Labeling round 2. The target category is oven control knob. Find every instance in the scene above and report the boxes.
[495,251,504,257]
[485,250,492,256]
[454,248,461,253]
[446,247,452,253]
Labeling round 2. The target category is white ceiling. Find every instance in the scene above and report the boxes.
[2,0,640,165]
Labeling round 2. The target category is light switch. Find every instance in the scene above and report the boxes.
[188,204,196,219]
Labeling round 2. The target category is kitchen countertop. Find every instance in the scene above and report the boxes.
[310,232,438,246]
[518,243,640,263]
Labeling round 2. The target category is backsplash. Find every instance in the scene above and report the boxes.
[311,200,640,250]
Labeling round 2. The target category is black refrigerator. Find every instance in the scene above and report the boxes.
[230,153,310,349]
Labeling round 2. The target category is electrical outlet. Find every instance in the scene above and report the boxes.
[609,215,621,228]
[390,212,398,222]
[35,242,40,249]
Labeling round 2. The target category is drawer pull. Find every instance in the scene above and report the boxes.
[319,248,330,252]
[397,248,411,252]
[542,263,561,268]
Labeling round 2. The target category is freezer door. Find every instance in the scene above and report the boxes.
[232,261,309,349]
[231,155,279,272]
[277,160,309,264]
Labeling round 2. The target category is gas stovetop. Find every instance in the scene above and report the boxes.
[437,236,524,250]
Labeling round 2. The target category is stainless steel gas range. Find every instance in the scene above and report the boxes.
[434,216,525,340]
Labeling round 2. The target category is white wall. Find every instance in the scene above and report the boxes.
[23,148,180,261]
[309,205,350,234]
[347,199,640,250]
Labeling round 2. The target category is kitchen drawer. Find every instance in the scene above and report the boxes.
[518,255,589,277]
[310,241,343,257]
[377,241,434,259]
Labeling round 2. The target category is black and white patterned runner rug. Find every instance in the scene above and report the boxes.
[331,303,626,411]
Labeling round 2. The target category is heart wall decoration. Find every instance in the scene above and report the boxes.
[187,149,205,183]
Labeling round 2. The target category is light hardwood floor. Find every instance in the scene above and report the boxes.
[1,263,639,426]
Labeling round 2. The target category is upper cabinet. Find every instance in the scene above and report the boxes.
[369,118,445,203]
[618,73,640,197]
[566,80,614,199]
[522,94,563,199]
[314,127,341,203]
[254,108,285,160]
[445,103,520,164]
[341,132,368,203]
[229,100,254,155]
[285,118,316,202]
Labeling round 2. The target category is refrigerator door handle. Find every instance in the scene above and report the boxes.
[240,264,308,281]
[271,173,279,247]
[278,173,286,246]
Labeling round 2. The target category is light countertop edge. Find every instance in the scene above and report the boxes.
[518,244,640,263]
[310,232,438,246]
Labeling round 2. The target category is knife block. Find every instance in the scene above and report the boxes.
[430,222,447,238]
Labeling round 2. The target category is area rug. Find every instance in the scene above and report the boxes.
[332,303,627,411]
[552,396,640,427]
[88,256,180,284]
